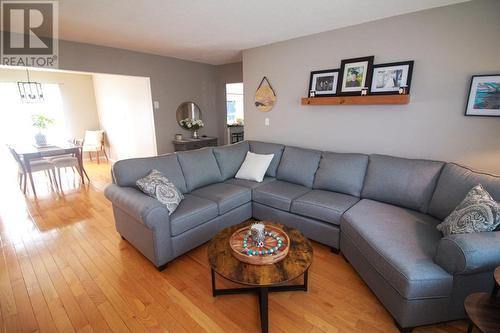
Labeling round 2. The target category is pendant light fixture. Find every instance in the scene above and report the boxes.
[17,69,44,103]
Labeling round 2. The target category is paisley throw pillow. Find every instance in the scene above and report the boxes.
[436,184,500,236]
[136,169,184,215]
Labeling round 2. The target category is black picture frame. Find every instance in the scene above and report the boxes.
[370,60,414,95]
[338,56,374,96]
[465,74,500,117]
[308,69,340,97]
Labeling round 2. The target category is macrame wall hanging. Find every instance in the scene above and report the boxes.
[254,76,276,112]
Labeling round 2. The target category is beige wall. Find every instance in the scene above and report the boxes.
[0,67,100,139]
[58,40,218,155]
[215,62,243,144]
[93,73,157,161]
[243,0,500,174]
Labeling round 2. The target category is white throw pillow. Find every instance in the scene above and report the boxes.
[235,152,274,182]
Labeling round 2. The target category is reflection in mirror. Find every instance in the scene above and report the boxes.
[176,102,204,139]
[176,102,202,126]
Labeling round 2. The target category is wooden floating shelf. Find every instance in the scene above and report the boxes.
[301,94,410,106]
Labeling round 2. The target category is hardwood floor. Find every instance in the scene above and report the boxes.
[0,152,467,332]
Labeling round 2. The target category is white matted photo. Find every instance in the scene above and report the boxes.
[465,74,500,117]
[371,61,414,94]
[308,69,339,96]
[339,56,374,95]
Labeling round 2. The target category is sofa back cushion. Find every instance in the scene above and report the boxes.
[428,163,500,220]
[277,146,321,188]
[313,152,368,197]
[177,148,222,192]
[112,154,187,193]
[361,154,444,213]
[213,141,249,180]
[249,141,284,177]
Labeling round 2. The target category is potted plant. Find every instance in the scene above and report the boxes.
[179,118,204,139]
[31,114,54,146]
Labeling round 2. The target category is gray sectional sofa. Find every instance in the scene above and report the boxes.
[104,140,500,331]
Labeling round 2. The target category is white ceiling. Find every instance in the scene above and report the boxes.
[57,0,468,65]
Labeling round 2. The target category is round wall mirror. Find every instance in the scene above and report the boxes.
[176,102,202,127]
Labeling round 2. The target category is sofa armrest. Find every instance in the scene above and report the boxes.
[104,184,169,228]
[434,231,500,275]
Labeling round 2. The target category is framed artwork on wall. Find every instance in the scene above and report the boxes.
[465,74,500,117]
[308,69,339,97]
[370,61,414,95]
[338,56,374,95]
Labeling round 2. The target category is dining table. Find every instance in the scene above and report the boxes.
[10,142,88,196]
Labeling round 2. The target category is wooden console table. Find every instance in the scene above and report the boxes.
[172,137,217,151]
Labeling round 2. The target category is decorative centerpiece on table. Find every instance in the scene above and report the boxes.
[31,113,54,146]
[179,118,204,139]
[229,222,290,265]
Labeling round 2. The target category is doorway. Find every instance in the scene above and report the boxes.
[226,82,244,144]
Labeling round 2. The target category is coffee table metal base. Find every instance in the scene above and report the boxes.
[211,268,309,333]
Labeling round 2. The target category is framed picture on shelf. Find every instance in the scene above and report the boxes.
[465,74,500,117]
[338,56,374,95]
[370,61,414,95]
[308,69,339,97]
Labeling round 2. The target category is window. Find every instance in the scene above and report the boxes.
[0,82,66,145]
[226,83,243,125]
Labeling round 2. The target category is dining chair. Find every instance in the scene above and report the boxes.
[8,146,58,194]
[45,139,90,190]
[82,130,108,164]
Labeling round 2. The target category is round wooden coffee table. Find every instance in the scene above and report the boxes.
[208,221,313,333]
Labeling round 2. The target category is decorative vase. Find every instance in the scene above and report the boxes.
[34,132,47,146]
[192,130,199,139]
[250,223,266,248]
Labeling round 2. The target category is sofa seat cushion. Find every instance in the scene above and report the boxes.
[253,180,310,212]
[225,177,275,189]
[170,194,218,236]
[341,199,453,300]
[291,190,359,225]
[190,183,251,215]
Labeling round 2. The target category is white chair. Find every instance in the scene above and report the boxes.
[8,146,58,194]
[82,130,108,164]
[45,139,90,190]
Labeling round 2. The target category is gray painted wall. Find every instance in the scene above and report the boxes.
[58,40,217,154]
[243,0,500,174]
[215,62,243,144]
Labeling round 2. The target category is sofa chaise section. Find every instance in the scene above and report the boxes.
[341,155,500,330]
[341,199,453,328]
